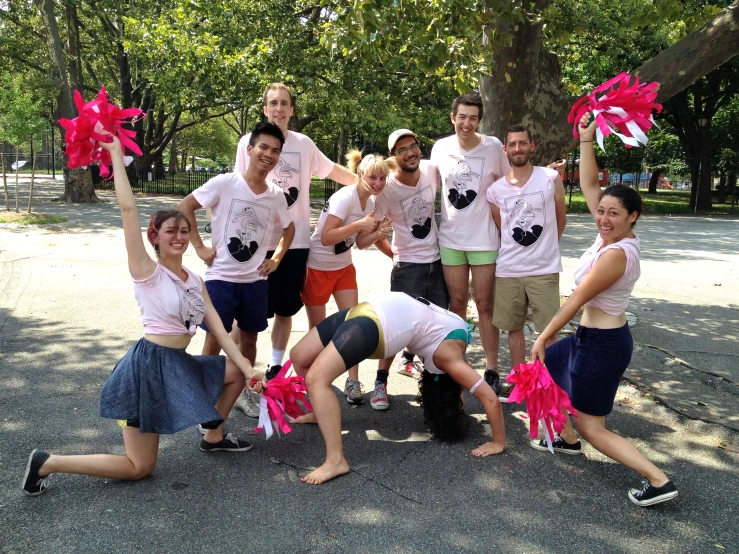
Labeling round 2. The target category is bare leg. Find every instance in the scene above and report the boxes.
[577,413,669,486]
[305,304,327,330]
[333,289,359,381]
[271,314,292,351]
[39,428,159,481]
[443,263,470,321]
[203,358,247,443]
[238,330,258,366]
[470,263,499,369]
[508,329,527,368]
[202,332,221,356]
[289,327,326,425]
[301,343,351,485]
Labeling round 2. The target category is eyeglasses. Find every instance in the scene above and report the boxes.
[396,143,420,156]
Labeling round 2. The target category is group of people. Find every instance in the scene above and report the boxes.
[22,84,677,507]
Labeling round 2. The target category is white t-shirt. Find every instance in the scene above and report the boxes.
[373,160,440,264]
[192,173,292,283]
[307,185,375,271]
[367,292,467,374]
[430,134,510,251]
[235,130,335,250]
[486,166,563,278]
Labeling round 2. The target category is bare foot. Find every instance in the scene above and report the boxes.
[293,412,317,424]
[472,441,505,457]
[301,459,350,485]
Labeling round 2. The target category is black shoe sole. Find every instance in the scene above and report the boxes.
[200,443,253,452]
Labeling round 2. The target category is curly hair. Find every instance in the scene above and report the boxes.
[417,370,470,442]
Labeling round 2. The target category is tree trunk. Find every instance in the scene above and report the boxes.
[479,0,739,162]
[62,166,97,203]
[28,154,38,213]
[15,151,20,213]
[718,172,727,204]
[1,154,8,211]
[728,168,737,199]
[696,128,713,211]
[168,135,178,174]
[648,169,661,193]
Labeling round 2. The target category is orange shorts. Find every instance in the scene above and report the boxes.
[301,265,357,305]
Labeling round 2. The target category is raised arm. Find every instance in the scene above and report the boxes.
[578,114,601,218]
[99,135,155,280]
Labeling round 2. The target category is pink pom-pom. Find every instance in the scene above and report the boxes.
[58,88,145,179]
[505,360,578,441]
[254,360,312,438]
[568,73,662,151]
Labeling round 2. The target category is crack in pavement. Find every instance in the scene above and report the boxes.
[622,375,738,432]
[275,455,422,505]
[641,343,736,385]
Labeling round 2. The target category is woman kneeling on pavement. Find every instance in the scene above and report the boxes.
[22,135,265,496]
[528,113,677,507]
[290,291,506,485]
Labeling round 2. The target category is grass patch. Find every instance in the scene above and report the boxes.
[0,211,67,225]
[564,189,737,215]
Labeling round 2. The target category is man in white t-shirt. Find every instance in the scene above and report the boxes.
[370,129,448,410]
[430,94,510,395]
[177,122,295,375]
[234,84,357,382]
[487,124,566,370]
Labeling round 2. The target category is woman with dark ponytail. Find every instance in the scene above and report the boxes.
[528,114,677,507]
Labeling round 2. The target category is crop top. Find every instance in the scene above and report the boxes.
[132,264,206,336]
[574,235,641,316]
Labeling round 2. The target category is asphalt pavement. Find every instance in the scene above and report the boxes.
[1,178,738,553]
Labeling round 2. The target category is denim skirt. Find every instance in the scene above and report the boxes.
[100,338,226,434]
[544,324,633,416]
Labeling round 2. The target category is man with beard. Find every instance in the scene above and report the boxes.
[430,94,510,394]
[486,124,566,371]
[369,129,449,410]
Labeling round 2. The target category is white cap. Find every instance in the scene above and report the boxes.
[388,129,418,152]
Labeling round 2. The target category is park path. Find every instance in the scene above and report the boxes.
[1,178,738,553]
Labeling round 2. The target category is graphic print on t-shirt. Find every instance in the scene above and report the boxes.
[334,213,364,255]
[178,286,206,331]
[447,157,483,210]
[268,153,300,208]
[503,191,545,247]
[225,200,271,262]
[400,186,433,240]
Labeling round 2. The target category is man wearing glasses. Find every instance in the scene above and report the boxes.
[369,129,449,410]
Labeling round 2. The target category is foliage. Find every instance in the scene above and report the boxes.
[0,73,47,148]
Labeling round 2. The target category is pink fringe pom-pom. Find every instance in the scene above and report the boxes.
[505,360,578,440]
[254,360,312,437]
[568,73,662,151]
[59,88,145,179]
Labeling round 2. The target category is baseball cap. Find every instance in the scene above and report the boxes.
[388,129,418,152]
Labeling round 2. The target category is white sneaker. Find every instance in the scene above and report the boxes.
[370,381,389,411]
[234,389,261,418]
[343,378,365,405]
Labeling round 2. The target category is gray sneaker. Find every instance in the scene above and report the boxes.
[234,389,261,418]
[343,378,365,405]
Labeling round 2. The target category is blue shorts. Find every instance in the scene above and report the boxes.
[544,324,633,416]
[201,279,269,334]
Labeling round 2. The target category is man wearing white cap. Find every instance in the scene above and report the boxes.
[369,129,448,410]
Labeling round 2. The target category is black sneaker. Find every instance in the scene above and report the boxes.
[200,433,253,452]
[484,370,501,396]
[21,449,51,496]
[628,479,678,507]
[266,364,282,381]
[530,434,583,455]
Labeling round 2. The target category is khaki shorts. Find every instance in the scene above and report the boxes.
[493,273,560,332]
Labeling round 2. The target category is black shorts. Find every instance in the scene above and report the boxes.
[390,259,449,309]
[315,309,381,370]
[266,248,309,318]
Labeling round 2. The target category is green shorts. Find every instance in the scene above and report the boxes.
[439,246,498,266]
